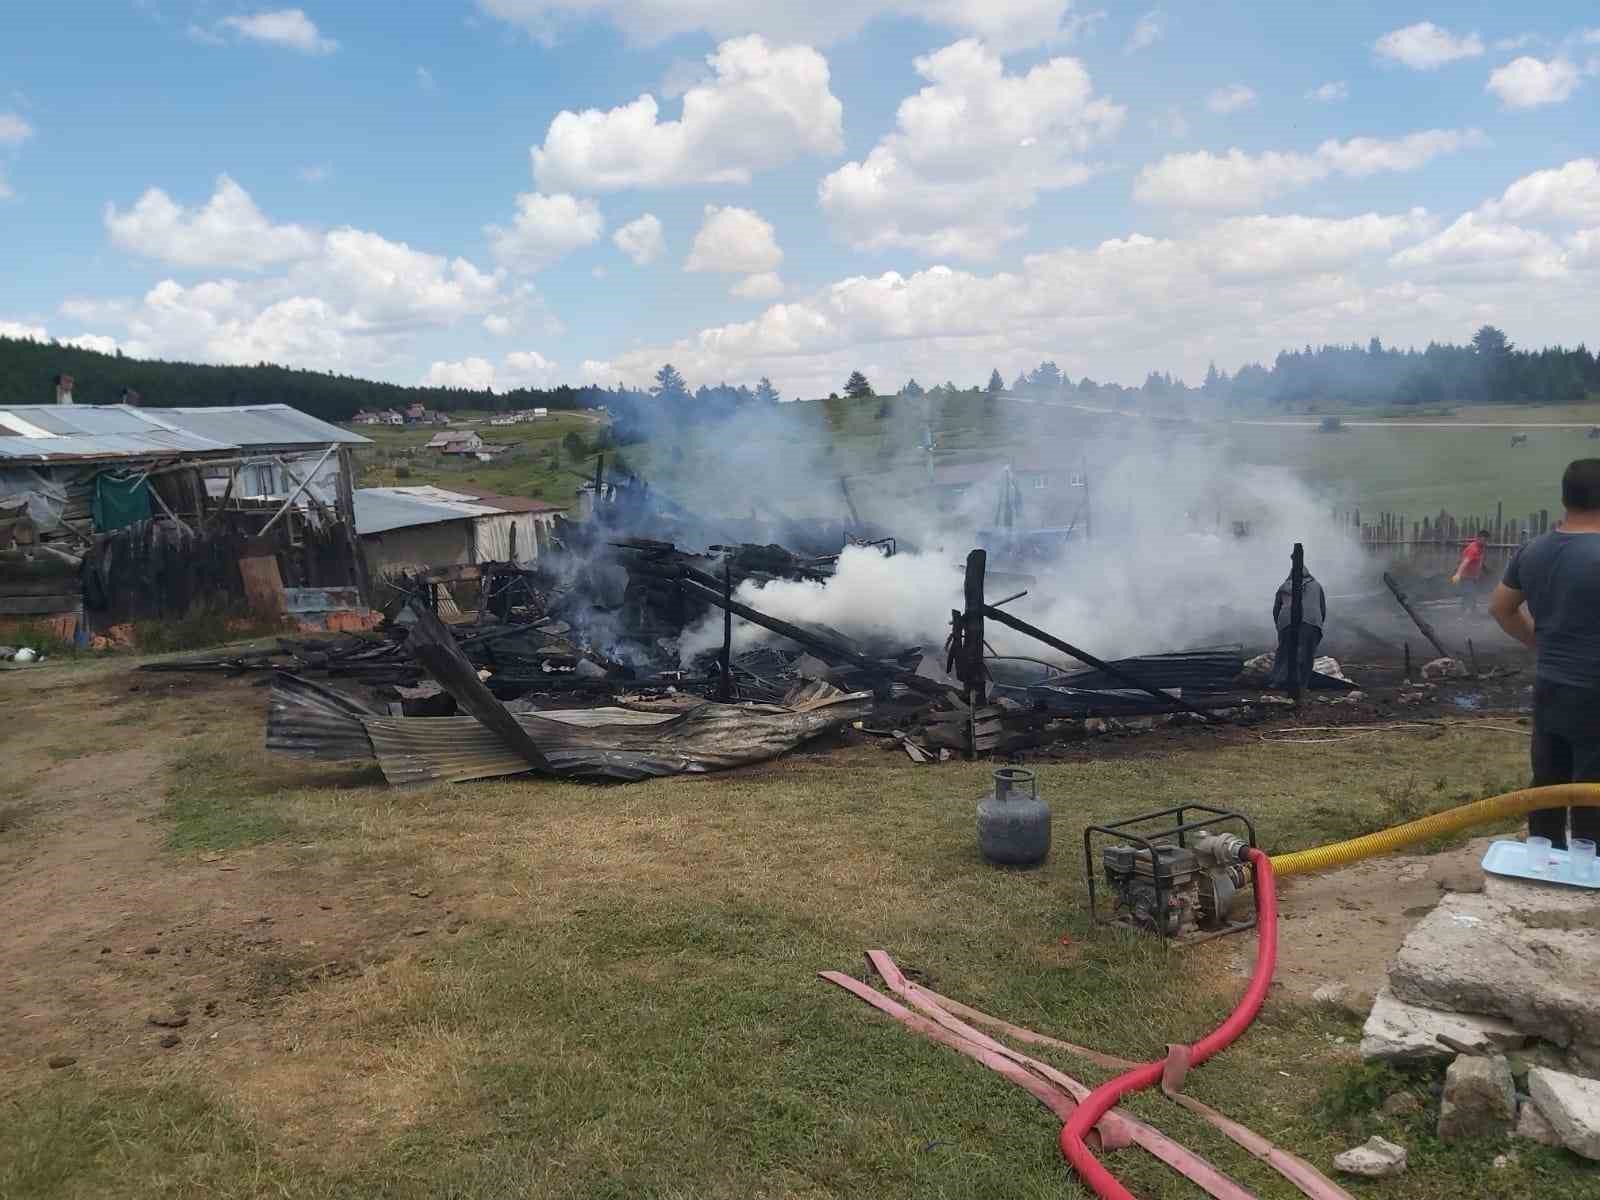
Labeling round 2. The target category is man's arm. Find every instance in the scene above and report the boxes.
[1488,583,1536,649]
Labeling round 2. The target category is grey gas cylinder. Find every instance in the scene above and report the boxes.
[977,767,1050,866]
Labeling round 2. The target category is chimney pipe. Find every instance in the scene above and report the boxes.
[53,373,74,406]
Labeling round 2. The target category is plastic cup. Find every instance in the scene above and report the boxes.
[1571,838,1597,882]
[1525,836,1553,876]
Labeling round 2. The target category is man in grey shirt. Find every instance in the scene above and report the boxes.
[1490,458,1600,848]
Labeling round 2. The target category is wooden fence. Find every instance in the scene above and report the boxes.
[1336,503,1552,568]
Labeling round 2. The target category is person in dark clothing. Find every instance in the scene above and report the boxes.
[1268,566,1327,689]
[1489,458,1600,848]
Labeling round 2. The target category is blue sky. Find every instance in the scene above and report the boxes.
[1,3,1597,397]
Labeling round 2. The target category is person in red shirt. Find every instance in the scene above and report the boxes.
[1451,529,1491,611]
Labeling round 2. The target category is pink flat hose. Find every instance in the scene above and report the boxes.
[1060,848,1279,1200]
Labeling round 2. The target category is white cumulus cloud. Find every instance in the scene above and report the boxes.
[1135,129,1484,210]
[423,357,498,390]
[217,8,338,54]
[574,186,1599,399]
[1124,10,1162,54]
[613,213,665,265]
[819,39,1123,259]
[1486,56,1582,109]
[105,175,320,270]
[1374,22,1484,70]
[1481,158,1600,225]
[533,35,842,190]
[1306,81,1348,102]
[731,271,784,300]
[478,0,1092,54]
[0,112,32,146]
[1206,84,1256,114]
[685,205,783,274]
[421,350,561,391]
[486,192,604,271]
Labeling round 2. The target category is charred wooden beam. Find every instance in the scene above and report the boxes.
[980,605,1220,724]
[1381,572,1453,662]
[404,598,551,772]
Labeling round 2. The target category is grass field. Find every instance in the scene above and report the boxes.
[4,658,1595,1199]
[352,409,611,507]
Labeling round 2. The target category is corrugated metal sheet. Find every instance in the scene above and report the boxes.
[140,404,370,448]
[355,486,517,535]
[266,672,872,783]
[0,405,236,462]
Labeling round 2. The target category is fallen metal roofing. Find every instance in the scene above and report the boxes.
[136,404,370,449]
[266,671,871,783]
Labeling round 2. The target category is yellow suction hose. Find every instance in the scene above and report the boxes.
[1269,784,1600,878]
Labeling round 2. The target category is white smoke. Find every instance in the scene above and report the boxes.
[679,440,1371,667]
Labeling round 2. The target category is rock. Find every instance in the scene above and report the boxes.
[1314,981,1377,1018]
[1333,1135,1408,1178]
[148,1014,188,1029]
[1437,1054,1517,1142]
[1507,1042,1569,1082]
[1492,1153,1515,1169]
[1514,1100,1564,1148]
[1423,656,1467,680]
[1389,879,1600,1052]
[1312,655,1349,682]
[47,1055,77,1069]
[407,927,429,936]
[1527,1067,1600,1160]
[408,886,433,898]
[1381,1091,1423,1117]
[158,1033,180,1049]
[1360,988,1525,1062]
[142,945,159,955]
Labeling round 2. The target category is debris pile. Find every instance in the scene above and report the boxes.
[1361,872,1600,1160]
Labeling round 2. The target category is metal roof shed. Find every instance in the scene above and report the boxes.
[134,404,370,452]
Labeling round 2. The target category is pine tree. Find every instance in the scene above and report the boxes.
[651,363,689,402]
[987,369,1004,394]
[753,376,780,404]
[844,370,873,399]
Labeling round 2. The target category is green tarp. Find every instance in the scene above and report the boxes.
[92,472,152,532]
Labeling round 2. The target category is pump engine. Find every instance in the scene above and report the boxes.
[1101,831,1252,938]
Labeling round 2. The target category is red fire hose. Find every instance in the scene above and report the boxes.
[1060,848,1279,1200]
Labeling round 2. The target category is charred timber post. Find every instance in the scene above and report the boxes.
[980,605,1219,724]
[719,554,734,702]
[1289,542,1305,703]
[1381,571,1453,662]
[961,549,988,760]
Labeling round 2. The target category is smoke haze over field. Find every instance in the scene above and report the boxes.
[677,424,1373,665]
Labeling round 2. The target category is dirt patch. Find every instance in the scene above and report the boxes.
[0,664,426,1100]
[1262,837,1496,1006]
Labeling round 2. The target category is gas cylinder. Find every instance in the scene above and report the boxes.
[977,767,1050,866]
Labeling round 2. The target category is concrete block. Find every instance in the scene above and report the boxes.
[1437,1054,1516,1142]
[1389,880,1600,1050]
[1360,987,1525,1062]
[1527,1068,1600,1160]
[1514,1101,1564,1148]
[1333,1136,1407,1178]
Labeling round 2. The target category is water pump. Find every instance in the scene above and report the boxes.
[1084,807,1258,943]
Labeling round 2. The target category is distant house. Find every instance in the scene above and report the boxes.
[404,402,427,423]
[379,409,404,426]
[436,431,484,455]
[351,410,382,425]
[931,458,1077,496]
[489,415,517,427]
